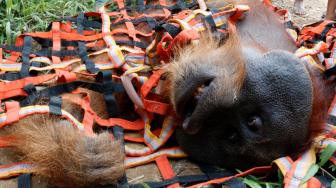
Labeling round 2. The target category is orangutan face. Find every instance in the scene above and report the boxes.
[169,36,313,169]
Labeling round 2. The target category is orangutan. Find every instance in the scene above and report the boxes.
[0,0,334,187]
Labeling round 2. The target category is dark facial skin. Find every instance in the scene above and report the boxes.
[173,49,313,169]
[169,0,315,169]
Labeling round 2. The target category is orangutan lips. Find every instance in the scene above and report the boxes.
[182,82,211,133]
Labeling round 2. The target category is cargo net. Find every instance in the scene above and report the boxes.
[0,0,335,187]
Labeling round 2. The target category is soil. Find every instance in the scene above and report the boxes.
[273,0,328,27]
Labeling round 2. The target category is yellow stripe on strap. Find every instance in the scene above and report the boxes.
[125,148,187,168]
[0,163,36,179]
[273,157,293,176]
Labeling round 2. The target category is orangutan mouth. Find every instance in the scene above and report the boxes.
[175,77,214,133]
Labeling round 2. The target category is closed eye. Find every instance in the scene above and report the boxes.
[247,115,263,131]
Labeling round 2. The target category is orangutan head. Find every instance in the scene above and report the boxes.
[169,32,314,169]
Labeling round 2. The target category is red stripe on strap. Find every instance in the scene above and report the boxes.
[141,70,171,115]
[52,22,62,64]
[2,102,20,127]
[155,155,180,188]
[307,177,322,188]
[0,136,15,148]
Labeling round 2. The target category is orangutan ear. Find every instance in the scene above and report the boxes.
[301,61,336,139]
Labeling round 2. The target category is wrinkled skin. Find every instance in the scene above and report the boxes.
[169,0,329,169]
[173,48,312,169]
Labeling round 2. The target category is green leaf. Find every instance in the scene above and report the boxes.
[300,164,319,185]
[247,175,259,181]
[277,169,284,185]
[5,21,11,44]
[243,178,262,188]
[6,0,13,15]
[265,183,274,188]
[331,180,336,188]
[0,33,4,44]
[141,183,151,188]
[319,143,336,166]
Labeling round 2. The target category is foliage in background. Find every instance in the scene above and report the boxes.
[0,0,95,44]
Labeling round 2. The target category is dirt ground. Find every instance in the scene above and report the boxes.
[273,0,328,27]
